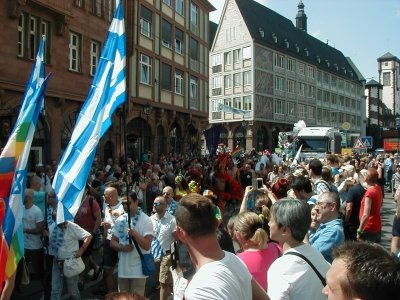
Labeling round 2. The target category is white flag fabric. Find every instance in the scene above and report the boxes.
[52,0,126,223]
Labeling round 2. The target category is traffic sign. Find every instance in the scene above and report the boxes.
[353,137,366,149]
[342,122,351,131]
[360,136,373,149]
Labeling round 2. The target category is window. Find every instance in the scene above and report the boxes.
[190,3,198,27]
[308,106,315,119]
[298,62,305,75]
[90,40,100,76]
[383,72,391,86]
[274,76,285,91]
[274,54,284,68]
[298,104,306,118]
[174,69,183,94]
[224,75,232,89]
[163,0,172,6]
[233,97,242,110]
[243,71,251,85]
[287,58,294,72]
[287,102,296,116]
[29,16,37,60]
[212,76,222,89]
[140,54,152,84]
[275,99,284,114]
[243,95,251,111]
[18,12,51,62]
[298,82,305,96]
[212,100,222,112]
[308,85,315,98]
[307,66,314,78]
[91,0,103,17]
[243,46,251,60]
[108,0,115,22]
[190,76,198,100]
[287,80,295,93]
[233,73,241,87]
[69,32,82,72]
[233,49,241,64]
[212,54,222,66]
[190,37,198,61]
[74,0,84,7]
[17,13,25,57]
[175,0,183,15]
[161,63,172,91]
[224,98,232,107]
[162,19,172,48]
[175,28,183,54]
[224,52,232,65]
[140,5,152,37]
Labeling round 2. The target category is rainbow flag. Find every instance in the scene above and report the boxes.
[0,36,50,291]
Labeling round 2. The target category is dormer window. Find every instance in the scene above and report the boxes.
[272,33,277,43]
[334,63,338,71]
[295,44,300,53]
[259,28,264,38]
[316,56,320,63]
[304,48,309,56]
[325,60,330,67]
[284,39,289,48]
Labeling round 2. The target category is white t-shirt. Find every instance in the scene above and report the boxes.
[103,200,125,240]
[150,212,176,252]
[267,244,330,300]
[56,221,91,260]
[23,205,44,250]
[184,251,252,300]
[112,211,154,278]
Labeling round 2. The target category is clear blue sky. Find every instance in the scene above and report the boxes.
[209,0,400,82]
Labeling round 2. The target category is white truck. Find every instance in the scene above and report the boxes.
[295,127,342,161]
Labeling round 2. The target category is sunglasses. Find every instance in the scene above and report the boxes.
[153,202,163,207]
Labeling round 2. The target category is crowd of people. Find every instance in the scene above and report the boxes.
[2,148,400,300]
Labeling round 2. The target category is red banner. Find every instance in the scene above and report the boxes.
[383,139,400,151]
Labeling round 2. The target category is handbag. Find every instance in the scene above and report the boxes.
[63,256,85,278]
[132,238,156,276]
[21,257,30,285]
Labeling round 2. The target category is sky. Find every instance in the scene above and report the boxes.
[209,0,400,82]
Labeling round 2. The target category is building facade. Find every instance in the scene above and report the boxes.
[0,0,215,168]
[209,0,366,152]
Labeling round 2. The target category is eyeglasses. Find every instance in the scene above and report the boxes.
[163,192,171,196]
[153,202,163,207]
[315,201,334,208]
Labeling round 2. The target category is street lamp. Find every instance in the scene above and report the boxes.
[396,115,400,156]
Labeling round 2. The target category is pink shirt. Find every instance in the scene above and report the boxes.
[237,242,281,290]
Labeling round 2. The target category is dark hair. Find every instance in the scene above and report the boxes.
[309,158,322,176]
[332,241,400,300]
[175,193,217,236]
[291,176,313,193]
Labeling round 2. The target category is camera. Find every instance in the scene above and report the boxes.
[252,178,264,189]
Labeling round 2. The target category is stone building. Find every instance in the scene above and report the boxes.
[209,0,366,152]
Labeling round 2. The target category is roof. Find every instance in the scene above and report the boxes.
[209,21,218,47]
[377,52,400,63]
[365,79,381,86]
[234,0,363,82]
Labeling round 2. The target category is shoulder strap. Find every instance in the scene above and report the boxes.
[285,251,326,286]
[132,238,143,259]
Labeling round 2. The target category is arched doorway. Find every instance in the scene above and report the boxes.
[126,118,151,162]
[234,126,246,150]
[29,116,48,171]
[219,127,228,146]
[169,122,182,155]
[156,125,166,160]
[103,141,113,163]
[257,126,268,152]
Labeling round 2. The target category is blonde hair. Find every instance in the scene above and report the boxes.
[234,212,268,249]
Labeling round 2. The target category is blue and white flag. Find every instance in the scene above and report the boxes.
[52,0,126,224]
[151,237,165,260]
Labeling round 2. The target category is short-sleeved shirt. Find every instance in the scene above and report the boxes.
[150,212,176,252]
[112,211,154,278]
[359,185,382,233]
[54,221,91,260]
[103,201,125,240]
[345,183,365,225]
[23,204,44,250]
[75,196,101,233]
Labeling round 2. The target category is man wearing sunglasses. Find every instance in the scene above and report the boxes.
[162,186,178,216]
[150,196,176,300]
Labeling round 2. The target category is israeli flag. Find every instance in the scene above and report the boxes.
[52,0,126,224]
